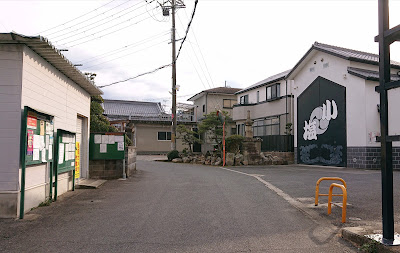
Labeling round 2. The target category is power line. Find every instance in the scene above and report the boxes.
[183,7,216,88]
[84,38,170,69]
[77,30,170,64]
[37,0,122,35]
[50,1,150,41]
[176,0,198,60]
[55,8,155,46]
[63,15,153,48]
[97,63,171,88]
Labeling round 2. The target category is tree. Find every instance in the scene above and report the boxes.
[90,95,117,133]
[198,111,232,154]
[176,125,200,152]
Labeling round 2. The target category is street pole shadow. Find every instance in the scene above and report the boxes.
[308,224,342,245]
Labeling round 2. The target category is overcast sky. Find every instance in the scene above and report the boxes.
[1,0,400,112]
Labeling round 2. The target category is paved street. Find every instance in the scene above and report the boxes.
[0,158,362,252]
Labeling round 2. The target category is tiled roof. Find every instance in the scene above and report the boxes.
[313,42,400,67]
[187,87,241,101]
[287,42,400,79]
[103,99,164,118]
[347,67,400,81]
[235,69,291,95]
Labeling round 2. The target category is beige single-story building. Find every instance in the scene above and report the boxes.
[103,99,196,154]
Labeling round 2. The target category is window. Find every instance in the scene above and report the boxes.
[237,124,245,136]
[239,95,249,105]
[223,99,237,109]
[252,116,280,136]
[158,131,171,141]
[266,83,280,101]
[257,91,260,103]
[202,104,205,112]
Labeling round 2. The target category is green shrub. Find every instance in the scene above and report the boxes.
[226,135,244,153]
[167,150,180,161]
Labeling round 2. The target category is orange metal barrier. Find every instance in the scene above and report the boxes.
[315,177,347,206]
[327,183,347,223]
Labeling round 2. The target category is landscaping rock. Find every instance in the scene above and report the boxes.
[214,157,222,166]
[225,153,234,166]
[172,158,183,163]
[234,154,243,166]
[182,157,191,163]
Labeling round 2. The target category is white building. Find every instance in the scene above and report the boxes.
[0,33,102,218]
[233,70,294,152]
[287,42,400,168]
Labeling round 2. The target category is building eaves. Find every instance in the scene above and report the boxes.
[235,69,291,95]
[187,87,241,101]
[286,42,400,79]
[0,33,102,96]
[347,67,400,82]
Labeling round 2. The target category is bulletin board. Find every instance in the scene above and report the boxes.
[89,132,125,160]
[55,129,76,174]
[23,107,54,166]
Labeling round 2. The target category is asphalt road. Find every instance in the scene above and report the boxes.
[0,159,359,252]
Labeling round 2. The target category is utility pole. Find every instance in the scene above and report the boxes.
[161,0,185,150]
[171,0,177,150]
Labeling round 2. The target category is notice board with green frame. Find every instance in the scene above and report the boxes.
[22,106,55,166]
[55,129,76,174]
[89,132,125,160]
[53,129,76,201]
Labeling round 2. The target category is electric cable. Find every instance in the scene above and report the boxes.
[183,7,216,88]
[38,0,126,35]
[77,30,170,64]
[84,38,170,69]
[63,15,153,48]
[50,1,150,41]
[55,8,155,46]
[97,63,171,88]
[175,0,198,60]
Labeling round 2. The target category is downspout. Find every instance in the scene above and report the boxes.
[286,80,288,129]
[205,93,208,115]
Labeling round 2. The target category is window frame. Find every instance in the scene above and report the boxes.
[266,83,281,101]
[157,131,172,141]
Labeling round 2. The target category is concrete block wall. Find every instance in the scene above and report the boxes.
[89,159,123,179]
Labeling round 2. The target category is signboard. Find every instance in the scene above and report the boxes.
[55,130,76,173]
[75,142,80,179]
[297,76,347,166]
[22,107,54,166]
[89,133,125,160]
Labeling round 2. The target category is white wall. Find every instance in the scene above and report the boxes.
[18,46,91,213]
[0,44,23,195]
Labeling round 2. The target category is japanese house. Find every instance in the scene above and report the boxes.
[233,70,294,152]
[287,42,400,168]
[103,99,196,154]
[187,87,241,153]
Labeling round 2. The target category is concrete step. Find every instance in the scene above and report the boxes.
[76,179,107,189]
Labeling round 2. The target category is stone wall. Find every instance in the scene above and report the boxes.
[262,151,294,164]
[126,146,137,177]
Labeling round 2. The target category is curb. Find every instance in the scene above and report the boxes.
[341,227,400,252]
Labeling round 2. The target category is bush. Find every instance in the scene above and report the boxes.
[226,135,244,153]
[167,150,180,161]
